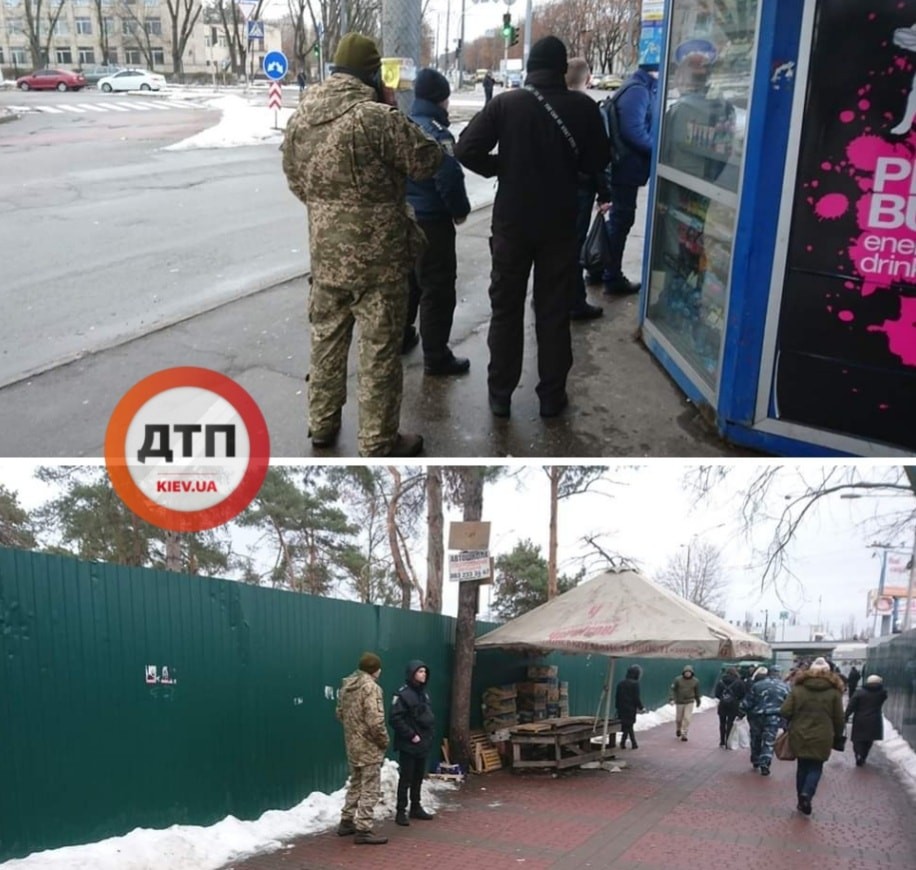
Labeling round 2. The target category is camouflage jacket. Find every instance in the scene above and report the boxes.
[740,676,790,717]
[336,669,389,765]
[281,73,444,287]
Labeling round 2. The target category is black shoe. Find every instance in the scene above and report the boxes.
[570,302,603,321]
[539,393,569,418]
[680,735,688,742]
[799,795,812,815]
[337,819,356,836]
[424,354,470,376]
[402,326,420,354]
[382,432,424,457]
[409,806,434,820]
[309,427,340,449]
[619,742,627,749]
[719,742,726,748]
[855,755,865,766]
[760,765,770,776]
[603,275,641,295]
[395,810,410,826]
[354,830,389,844]
[676,730,681,738]
[585,271,603,285]
[631,742,638,750]
[489,394,511,417]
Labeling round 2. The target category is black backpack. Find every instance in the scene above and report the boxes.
[720,684,736,705]
[599,80,642,164]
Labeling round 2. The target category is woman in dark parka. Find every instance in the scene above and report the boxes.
[615,665,646,749]
[779,656,845,816]
[845,674,888,766]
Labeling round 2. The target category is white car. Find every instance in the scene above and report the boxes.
[98,69,167,92]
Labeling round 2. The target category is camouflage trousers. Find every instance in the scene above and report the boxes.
[308,278,408,456]
[340,761,382,832]
[748,714,782,767]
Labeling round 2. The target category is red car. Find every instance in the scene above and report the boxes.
[16,68,86,92]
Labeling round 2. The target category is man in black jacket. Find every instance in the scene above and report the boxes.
[455,35,610,419]
[389,660,436,826]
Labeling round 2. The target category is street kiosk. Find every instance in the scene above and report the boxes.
[640,0,916,455]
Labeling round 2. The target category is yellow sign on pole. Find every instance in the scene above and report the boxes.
[381,57,418,90]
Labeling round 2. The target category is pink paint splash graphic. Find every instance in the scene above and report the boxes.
[800,32,916,368]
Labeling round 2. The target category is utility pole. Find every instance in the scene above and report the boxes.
[381,0,421,112]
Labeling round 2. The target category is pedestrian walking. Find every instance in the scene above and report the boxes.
[714,666,746,748]
[483,70,494,104]
[297,69,306,95]
[615,664,646,749]
[404,69,472,377]
[336,652,390,845]
[565,56,609,321]
[846,664,861,695]
[281,33,444,457]
[454,35,610,419]
[668,665,701,741]
[845,673,888,766]
[598,52,658,296]
[389,660,436,826]
[779,656,845,816]
[738,666,789,775]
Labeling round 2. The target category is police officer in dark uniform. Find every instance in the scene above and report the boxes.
[455,36,610,418]
[405,69,472,376]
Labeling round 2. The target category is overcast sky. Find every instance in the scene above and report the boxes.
[2,461,911,639]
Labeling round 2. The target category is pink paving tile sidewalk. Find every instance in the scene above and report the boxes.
[222,710,916,870]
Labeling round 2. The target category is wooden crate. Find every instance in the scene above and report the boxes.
[469,730,503,773]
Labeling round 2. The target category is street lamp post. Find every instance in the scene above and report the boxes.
[761,609,769,642]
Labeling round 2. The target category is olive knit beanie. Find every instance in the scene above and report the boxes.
[334,33,382,75]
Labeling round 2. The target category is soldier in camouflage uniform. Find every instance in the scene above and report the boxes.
[336,651,390,845]
[738,666,789,776]
[281,33,444,457]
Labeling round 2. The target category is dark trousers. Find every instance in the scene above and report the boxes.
[619,721,637,747]
[573,188,596,310]
[853,739,874,762]
[487,230,576,404]
[603,182,639,281]
[407,217,458,363]
[718,710,737,745]
[795,758,824,798]
[396,751,428,811]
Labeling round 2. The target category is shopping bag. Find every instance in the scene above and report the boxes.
[580,211,610,274]
[774,729,795,761]
[734,717,751,749]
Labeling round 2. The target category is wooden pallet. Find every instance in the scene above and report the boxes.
[470,730,503,773]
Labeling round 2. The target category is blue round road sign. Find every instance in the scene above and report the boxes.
[263,51,288,81]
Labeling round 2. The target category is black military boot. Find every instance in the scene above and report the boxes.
[354,829,388,844]
[336,819,356,836]
[395,810,409,826]
[409,805,434,820]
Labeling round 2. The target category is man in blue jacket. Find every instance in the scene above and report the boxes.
[405,69,472,376]
[600,58,659,296]
[389,660,436,826]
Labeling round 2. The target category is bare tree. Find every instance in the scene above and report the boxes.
[21,0,67,68]
[164,0,203,77]
[89,0,114,64]
[425,466,444,612]
[385,466,426,609]
[656,539,728,612]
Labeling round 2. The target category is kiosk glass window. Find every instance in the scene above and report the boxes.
[646,0,759,388]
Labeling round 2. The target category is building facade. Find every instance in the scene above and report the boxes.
[0,0,281,79]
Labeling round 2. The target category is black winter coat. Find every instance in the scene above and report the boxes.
[845,684,888,743]
[714,673,746,714]
[389,659,436,757]
[455,68,610,237]
[615,676,643,724]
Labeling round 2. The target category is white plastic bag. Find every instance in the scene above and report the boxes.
[727,718,750,750]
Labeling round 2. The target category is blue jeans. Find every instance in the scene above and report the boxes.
[795,758,824,797]
[602,182,639,282]
[573,188,596,311]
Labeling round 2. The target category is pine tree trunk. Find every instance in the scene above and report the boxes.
[548,467,559,598]
[425,467,444,612]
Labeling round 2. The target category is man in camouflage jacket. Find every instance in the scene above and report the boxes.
[336,651,390,844]
[281,33,444,458]
[739,666,789,775]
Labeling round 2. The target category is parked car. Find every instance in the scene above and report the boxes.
[97,69,167,92]
[596,74,623,90]
[80,63,124,84]
[507,71,522,88]
[16,68,86,92]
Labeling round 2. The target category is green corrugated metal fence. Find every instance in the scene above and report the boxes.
[1,546,727,861]
[866,629,916,751]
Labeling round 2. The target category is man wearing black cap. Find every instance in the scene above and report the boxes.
[404,68,472,377]
[281,33,445,458]
[454,36,610,419]
[336,651,390,844]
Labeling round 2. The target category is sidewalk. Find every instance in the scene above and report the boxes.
[222,710,916,870]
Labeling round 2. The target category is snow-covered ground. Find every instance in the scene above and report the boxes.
[4,698,915,870]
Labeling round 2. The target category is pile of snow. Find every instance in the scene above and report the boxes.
[164,96,294,151]
[0,759,457,870]
[876,716,916,804]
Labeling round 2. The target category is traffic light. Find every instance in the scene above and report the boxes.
[510,26,519,47]
[502,13,511,40]
[313,41,320,57]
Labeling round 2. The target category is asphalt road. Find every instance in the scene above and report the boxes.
[0,87,307,389]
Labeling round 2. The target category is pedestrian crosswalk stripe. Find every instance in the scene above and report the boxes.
[76,103,107,112]
[95,102,129,111]
[116,101,149,111]
[57,104,86,113]
[136,100,171,111]
[33,105,64,113]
